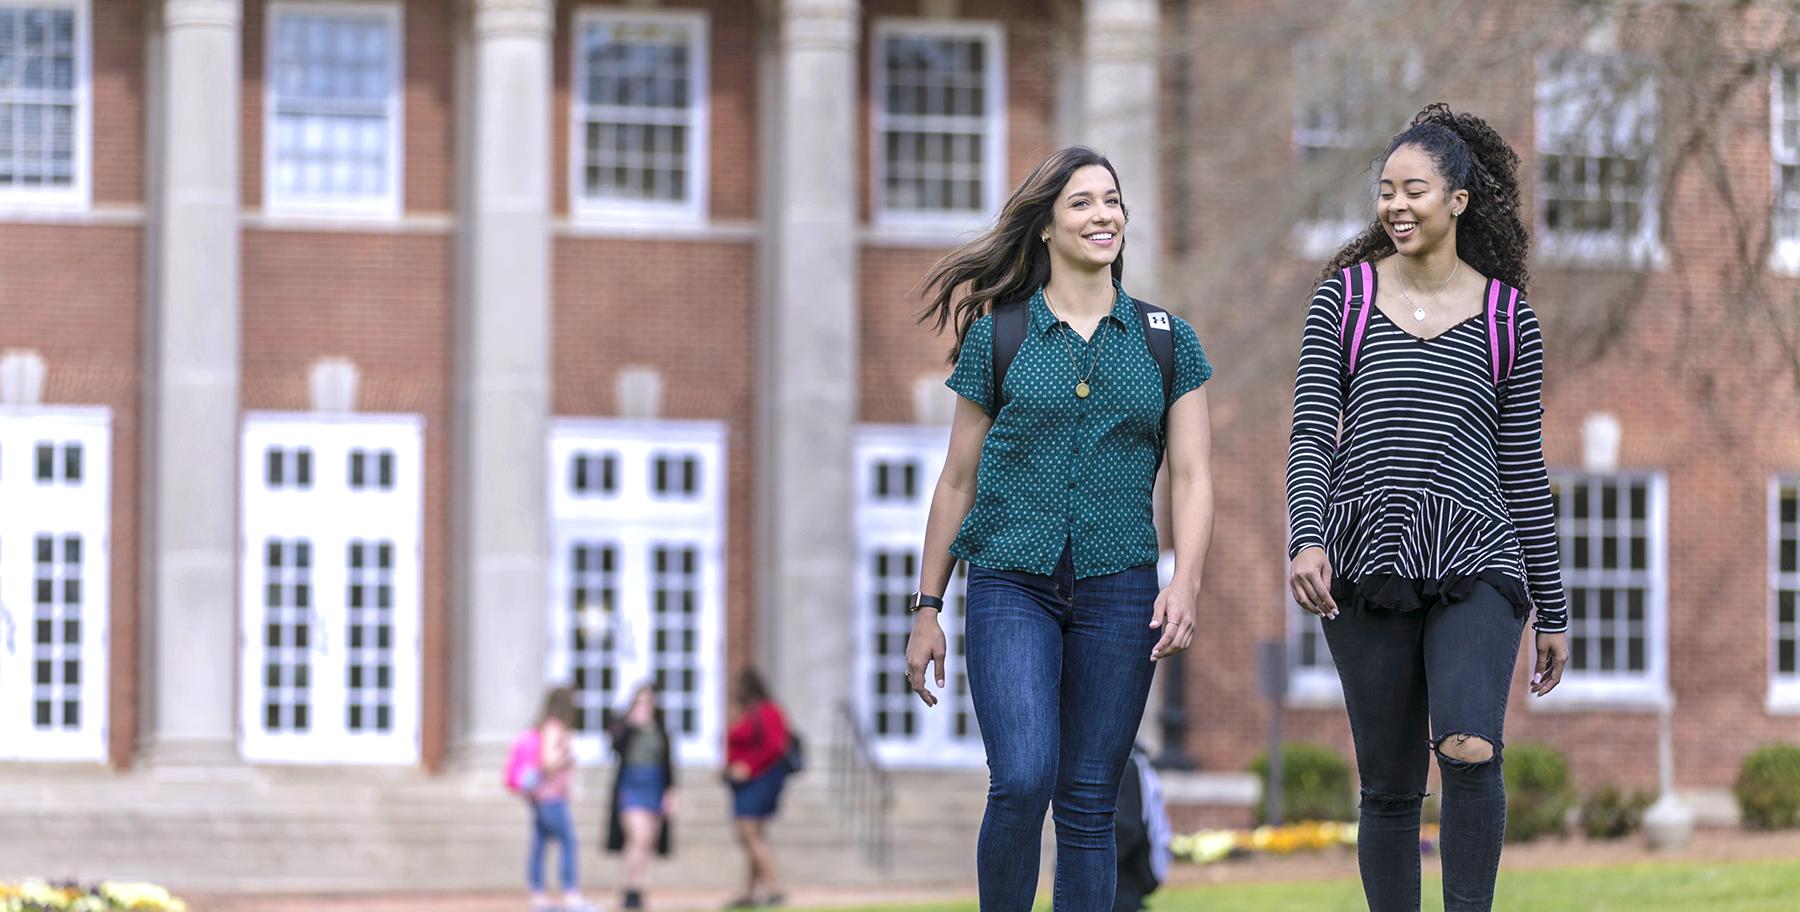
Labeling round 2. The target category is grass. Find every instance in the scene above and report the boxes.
[808,858,1800,912]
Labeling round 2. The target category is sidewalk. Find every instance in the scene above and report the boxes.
[188,887,972,912]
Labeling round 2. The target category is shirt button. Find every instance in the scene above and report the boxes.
[1071,445,1081,454]
[1067,481,1076,489]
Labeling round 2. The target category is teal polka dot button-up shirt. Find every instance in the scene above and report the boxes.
[946,283,1213,579]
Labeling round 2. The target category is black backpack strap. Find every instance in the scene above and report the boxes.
[989,299,1030,411]
[1132,298,1176,411]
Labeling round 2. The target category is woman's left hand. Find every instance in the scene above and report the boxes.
[726,762,751,783]
[1531,631,1570,697]
[1150,584,1198,661]
[662,791,678,817]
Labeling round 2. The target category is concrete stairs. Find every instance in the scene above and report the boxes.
[0,764,991,892]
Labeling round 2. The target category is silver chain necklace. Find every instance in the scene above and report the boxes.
[1396,260,1458,322]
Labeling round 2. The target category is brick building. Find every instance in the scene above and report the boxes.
[0,0,1795,890]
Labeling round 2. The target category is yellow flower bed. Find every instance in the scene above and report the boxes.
[1171,821,1443,864]
[0,882,187,912]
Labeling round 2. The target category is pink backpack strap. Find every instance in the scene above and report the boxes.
[1486,279,1523,384]
[1339,261,1376,375]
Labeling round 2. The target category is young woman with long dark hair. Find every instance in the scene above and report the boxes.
[604,683,675,910]
[1286,103,1572,911]
[905,146,1216,911]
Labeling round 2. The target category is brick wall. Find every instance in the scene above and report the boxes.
[0,1,146,767]
[1171,0,1800,794]
[237,0,458,768]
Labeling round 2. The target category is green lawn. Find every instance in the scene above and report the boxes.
[811,859,1800,912]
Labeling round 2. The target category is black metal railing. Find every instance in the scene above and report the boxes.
[831,700,893,871]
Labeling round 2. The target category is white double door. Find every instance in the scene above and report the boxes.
[239,414,423,764]
[0,408,110,761]
[853,425,983,768]
[547,420,726,766]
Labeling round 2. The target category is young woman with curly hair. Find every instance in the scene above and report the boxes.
[1286,103,1571,911]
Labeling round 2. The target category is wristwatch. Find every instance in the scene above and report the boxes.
[906,592,944,614]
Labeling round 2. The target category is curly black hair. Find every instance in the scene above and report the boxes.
[1320,103,1530,290]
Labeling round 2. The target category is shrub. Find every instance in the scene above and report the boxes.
[1503,743,1574,843]
[1735,743,1800,830]
[1580,785,1654,840]
[1249,742,1356,825]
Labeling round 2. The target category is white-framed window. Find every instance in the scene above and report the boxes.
[1542,473,1668,707]
[264,2,403,217]
[1771,67,1800,272]
[1535,53,1660,264]
[0,1,90,210]
[239,414,423,764]
[871,19,1005,235]
[1770,478,1800,710]
[854,426,981,768]
[548,419,726,765]
[0,407,109,761]
[1291,43,1421,257]
[570,8,709,225]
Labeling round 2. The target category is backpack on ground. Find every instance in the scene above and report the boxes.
[1335,260,1523,384]
[1131,747,1173,890]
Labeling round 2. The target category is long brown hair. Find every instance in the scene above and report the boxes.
[1320,103,1530,290]
[918,146,1129,363]
[540,686,577,728]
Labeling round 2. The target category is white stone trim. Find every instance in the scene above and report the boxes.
[0,406,110,762]
[0,0,91,212]
[263,1,405,219]
[547,418,727,766]
[869,18,1006,236]
[239,413,425,764]
[568,7,710,227]
[552,216,756,242]
[853,424,984,769]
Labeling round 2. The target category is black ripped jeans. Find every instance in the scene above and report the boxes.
[1320,580,1527,912]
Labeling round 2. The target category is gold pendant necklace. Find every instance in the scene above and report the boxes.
[1045,292,1109,399]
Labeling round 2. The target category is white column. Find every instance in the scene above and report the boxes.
[453,0,553,761]
[1083,0,1162,303]
[759,0,859,743]
[140,0,242,765]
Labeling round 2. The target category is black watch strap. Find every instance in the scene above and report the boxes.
[906,592,944,614]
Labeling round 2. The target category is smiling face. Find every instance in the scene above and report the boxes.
[1378,143,1468,256]
[1044,164,1125,272]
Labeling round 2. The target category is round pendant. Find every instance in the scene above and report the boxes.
[1413,308,1427,322]
[1075,381,1091,399]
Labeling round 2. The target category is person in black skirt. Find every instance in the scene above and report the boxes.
[605,684,675,910]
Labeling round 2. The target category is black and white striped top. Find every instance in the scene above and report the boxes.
[1286,270,1568,633]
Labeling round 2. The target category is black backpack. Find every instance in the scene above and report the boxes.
[990,296,1178,467]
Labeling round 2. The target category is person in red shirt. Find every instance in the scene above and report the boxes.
[724,669,790,907]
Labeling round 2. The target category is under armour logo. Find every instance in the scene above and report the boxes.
[1147,312,1171,331]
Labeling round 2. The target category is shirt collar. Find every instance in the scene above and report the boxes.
[1029,280,1136,337]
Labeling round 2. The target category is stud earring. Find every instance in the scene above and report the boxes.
[1041,233,1049,242]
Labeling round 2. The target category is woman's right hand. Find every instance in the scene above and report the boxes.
[1290,546,1340,620]
[904,612,948,707]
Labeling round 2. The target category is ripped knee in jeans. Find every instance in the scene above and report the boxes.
[1360,788,1426,810]
[1433,732,1497,767]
